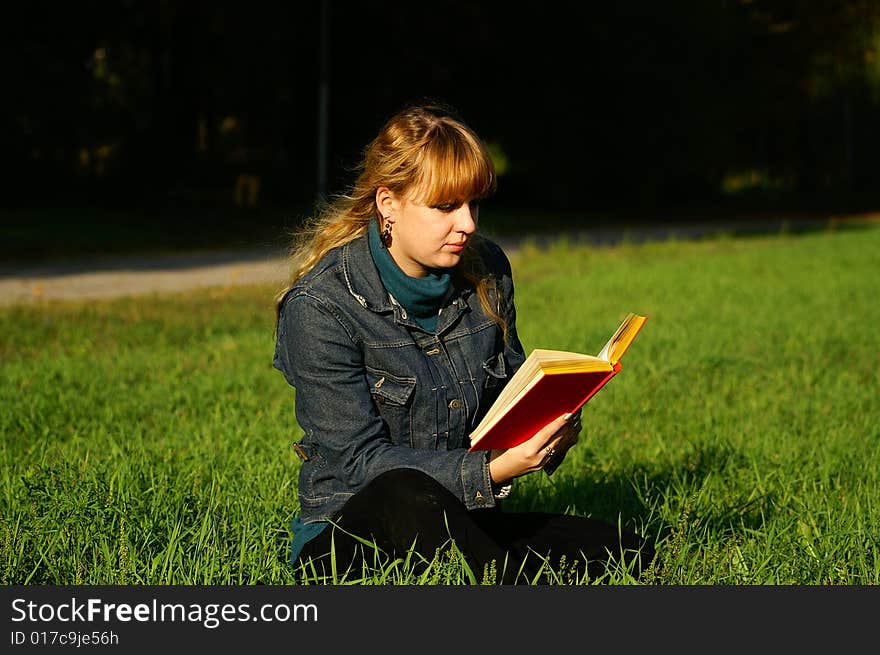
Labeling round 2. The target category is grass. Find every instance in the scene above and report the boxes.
[1,220,878,584]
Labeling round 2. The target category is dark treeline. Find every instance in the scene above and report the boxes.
[5,0,880,219]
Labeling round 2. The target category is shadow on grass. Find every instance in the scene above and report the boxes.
[528,441,778,569]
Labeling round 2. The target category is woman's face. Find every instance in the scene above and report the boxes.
[377,187,479,278]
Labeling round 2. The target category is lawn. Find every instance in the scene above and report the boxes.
[1,220,878,584]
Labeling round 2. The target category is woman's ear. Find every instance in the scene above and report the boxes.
[375,186,397,220]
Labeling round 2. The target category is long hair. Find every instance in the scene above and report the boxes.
[274,103,508,341]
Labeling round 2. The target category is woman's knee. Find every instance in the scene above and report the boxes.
[355,468,452,508]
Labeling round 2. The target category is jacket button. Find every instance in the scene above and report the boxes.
[448,399,461,410]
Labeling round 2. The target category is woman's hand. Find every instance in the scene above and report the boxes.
[487,409,583,485]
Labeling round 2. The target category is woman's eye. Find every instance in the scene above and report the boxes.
[434,203,456,212]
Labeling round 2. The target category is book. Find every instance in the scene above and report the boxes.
[468,312,648,453]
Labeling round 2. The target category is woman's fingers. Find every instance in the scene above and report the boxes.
[542,411,582,461]
[537,412,574,443]
[488,412,585,484]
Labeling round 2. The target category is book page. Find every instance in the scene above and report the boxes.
[597,313,647,363]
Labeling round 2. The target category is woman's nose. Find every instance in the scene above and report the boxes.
[455,204,477,234]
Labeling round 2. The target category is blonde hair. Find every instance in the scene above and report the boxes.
[274,103,508,341]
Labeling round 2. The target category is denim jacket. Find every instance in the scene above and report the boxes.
[273,231,526,525]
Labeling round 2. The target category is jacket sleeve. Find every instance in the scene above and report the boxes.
[274,290,499,511]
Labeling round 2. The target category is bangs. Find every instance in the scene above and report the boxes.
[409,126,496,206]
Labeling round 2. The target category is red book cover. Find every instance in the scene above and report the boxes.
[468,362,620,451]
[468,313,646,453]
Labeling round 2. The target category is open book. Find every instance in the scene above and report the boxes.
[468,312,648,452]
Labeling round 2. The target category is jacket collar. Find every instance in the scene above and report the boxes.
[341,233,474,332]
[341,232,393,312]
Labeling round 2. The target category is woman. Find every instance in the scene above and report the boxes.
[273,103,654,583]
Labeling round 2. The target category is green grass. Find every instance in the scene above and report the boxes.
[2,221,878,584]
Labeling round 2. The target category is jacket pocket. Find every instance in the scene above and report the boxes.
[477,352,509,425]
[365,368,417,445]
[366,368,417,405]
[481,352,508,389]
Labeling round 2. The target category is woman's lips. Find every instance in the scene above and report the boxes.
[445,241,467,252]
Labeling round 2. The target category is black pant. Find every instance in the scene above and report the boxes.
[295,468,655,584]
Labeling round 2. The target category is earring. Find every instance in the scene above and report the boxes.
[380,218,393,248]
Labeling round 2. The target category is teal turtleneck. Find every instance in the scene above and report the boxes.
[368,219,452,331]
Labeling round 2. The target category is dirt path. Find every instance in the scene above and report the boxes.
[1,214,872,306]
[0,247,292,305]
